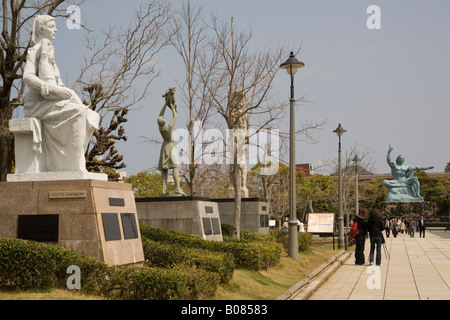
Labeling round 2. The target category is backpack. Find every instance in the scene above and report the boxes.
[350,221,361,238]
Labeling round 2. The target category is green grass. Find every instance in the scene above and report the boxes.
[0,288,102,300]
[211,244,337,300]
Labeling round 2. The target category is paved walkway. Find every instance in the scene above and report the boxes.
[293,230,450,300]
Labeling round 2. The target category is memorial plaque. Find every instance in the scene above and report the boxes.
[121,213,138,239]
[211,218,221,235]
[17,214,59,242]
[260,214,269,228]
[205,206,214,213]
[202,217,212,235]
[109,198,125,207]
[101,213,122,241]
[49,190,87,199]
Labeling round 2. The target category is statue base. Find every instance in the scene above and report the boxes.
[158,193,186,198]
[0,179,144,266]
[214,198,270,235]
[7,171,108,182]
[380,201,437,219]
[136,196,223,241]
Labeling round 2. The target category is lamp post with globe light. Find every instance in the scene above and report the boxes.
[333,123,346,249]
[279,52,305,260]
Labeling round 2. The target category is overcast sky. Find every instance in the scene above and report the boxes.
[44,0,450,176]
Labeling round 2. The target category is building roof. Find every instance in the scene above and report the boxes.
[330,165,374,176]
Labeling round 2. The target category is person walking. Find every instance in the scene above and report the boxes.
[282,218,288,231]
[418,216,426,238]
[353,208,368,265]
[392,219,399,238]
[409,218,416,238]
[400,219,405,234]
[384,218,391,238]
[367,209,385,266]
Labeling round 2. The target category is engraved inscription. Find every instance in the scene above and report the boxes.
[49,190,87,199]
[202,217,212,235]
[121,213,138,239]
[101,213,122,241]
[211,218,221,235]
[18,215,59,242]
[109,198,125,206]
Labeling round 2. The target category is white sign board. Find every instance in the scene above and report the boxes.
[307,213,335,233]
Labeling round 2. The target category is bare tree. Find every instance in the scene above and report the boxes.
[72,1,172,179]
[168,0,217,195]
[0,0,86,181]
[198,16,292,238]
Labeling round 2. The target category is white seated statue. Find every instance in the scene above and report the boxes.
[17,15,99,175]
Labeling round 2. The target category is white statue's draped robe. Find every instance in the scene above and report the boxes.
[23,41,99,172]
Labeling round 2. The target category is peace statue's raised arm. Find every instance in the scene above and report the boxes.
[387,145,395,168]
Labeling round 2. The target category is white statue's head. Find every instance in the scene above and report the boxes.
[31,15,57,45]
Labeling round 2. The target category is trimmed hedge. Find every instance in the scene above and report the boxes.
[221,224,313,253]
[140,225,282,270]
[0,238,218,299]
[0,237,108,292]
[269,229,313,252]
[0,225,301,299]
[104,264,219,300]
[141,238,234,283]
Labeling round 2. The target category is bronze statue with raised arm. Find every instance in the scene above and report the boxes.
[157,87,186,196]
[383,145,433,202]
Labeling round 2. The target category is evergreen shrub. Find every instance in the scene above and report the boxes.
[140,225,281,270]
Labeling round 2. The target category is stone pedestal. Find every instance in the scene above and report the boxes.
[136,196,223,241]
[380,201,437,219]
[7,171,108,182]
[9,118,42,174]
[214,198,269,235]
[0,179,145,266]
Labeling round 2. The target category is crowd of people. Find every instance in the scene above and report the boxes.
[352,208,427,266]
[384,216,426,238]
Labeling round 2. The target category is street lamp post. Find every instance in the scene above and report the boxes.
[333,124,346,249]
[352,155,361,218]
[280,52,305,260]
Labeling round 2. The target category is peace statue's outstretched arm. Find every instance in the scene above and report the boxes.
[411,165,434,172]
[387,145,395,168]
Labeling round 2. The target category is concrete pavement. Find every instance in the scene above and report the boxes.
[289,230,450,300]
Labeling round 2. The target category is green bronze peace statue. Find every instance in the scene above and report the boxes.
[383,145,433,202]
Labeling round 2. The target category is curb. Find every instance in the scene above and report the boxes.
[277,249,353,300]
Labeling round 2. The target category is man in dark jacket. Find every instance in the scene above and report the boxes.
[418,216,426,238]
[353,208,368,265]
[367,209,385,266]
